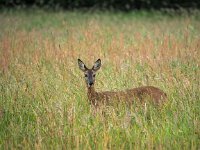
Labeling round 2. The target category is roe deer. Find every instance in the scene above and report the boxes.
[78,59,167,107]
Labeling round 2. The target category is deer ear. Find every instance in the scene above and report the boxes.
[78,59,87,72]
[92,59,101,71]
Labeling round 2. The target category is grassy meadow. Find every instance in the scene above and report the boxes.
[0,9,199,149]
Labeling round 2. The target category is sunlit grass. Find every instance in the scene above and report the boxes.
[0,9,199,149]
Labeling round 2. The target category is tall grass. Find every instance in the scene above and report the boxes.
[0,10,199,149]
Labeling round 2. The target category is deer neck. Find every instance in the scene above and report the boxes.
[87,86,96,97]
[87,86,97,106]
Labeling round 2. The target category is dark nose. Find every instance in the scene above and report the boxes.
[89,82,93,86]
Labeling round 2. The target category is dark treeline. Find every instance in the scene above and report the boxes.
[0,0,200,10]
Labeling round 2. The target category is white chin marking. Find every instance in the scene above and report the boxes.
[88,84,93,87]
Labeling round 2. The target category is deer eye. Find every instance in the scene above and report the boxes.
[85,74,88,77]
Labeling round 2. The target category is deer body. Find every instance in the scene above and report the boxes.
[78,59,167,107]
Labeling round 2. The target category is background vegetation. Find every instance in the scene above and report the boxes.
[1,0,200,10]
[0,9,200,149]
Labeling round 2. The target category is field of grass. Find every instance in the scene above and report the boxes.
[0,9,199,149]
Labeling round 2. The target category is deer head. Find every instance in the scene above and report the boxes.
[78,59,101,88]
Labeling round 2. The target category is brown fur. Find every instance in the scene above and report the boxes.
[87,86,167,107]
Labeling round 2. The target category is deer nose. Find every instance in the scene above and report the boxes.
[89,82,93,86]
